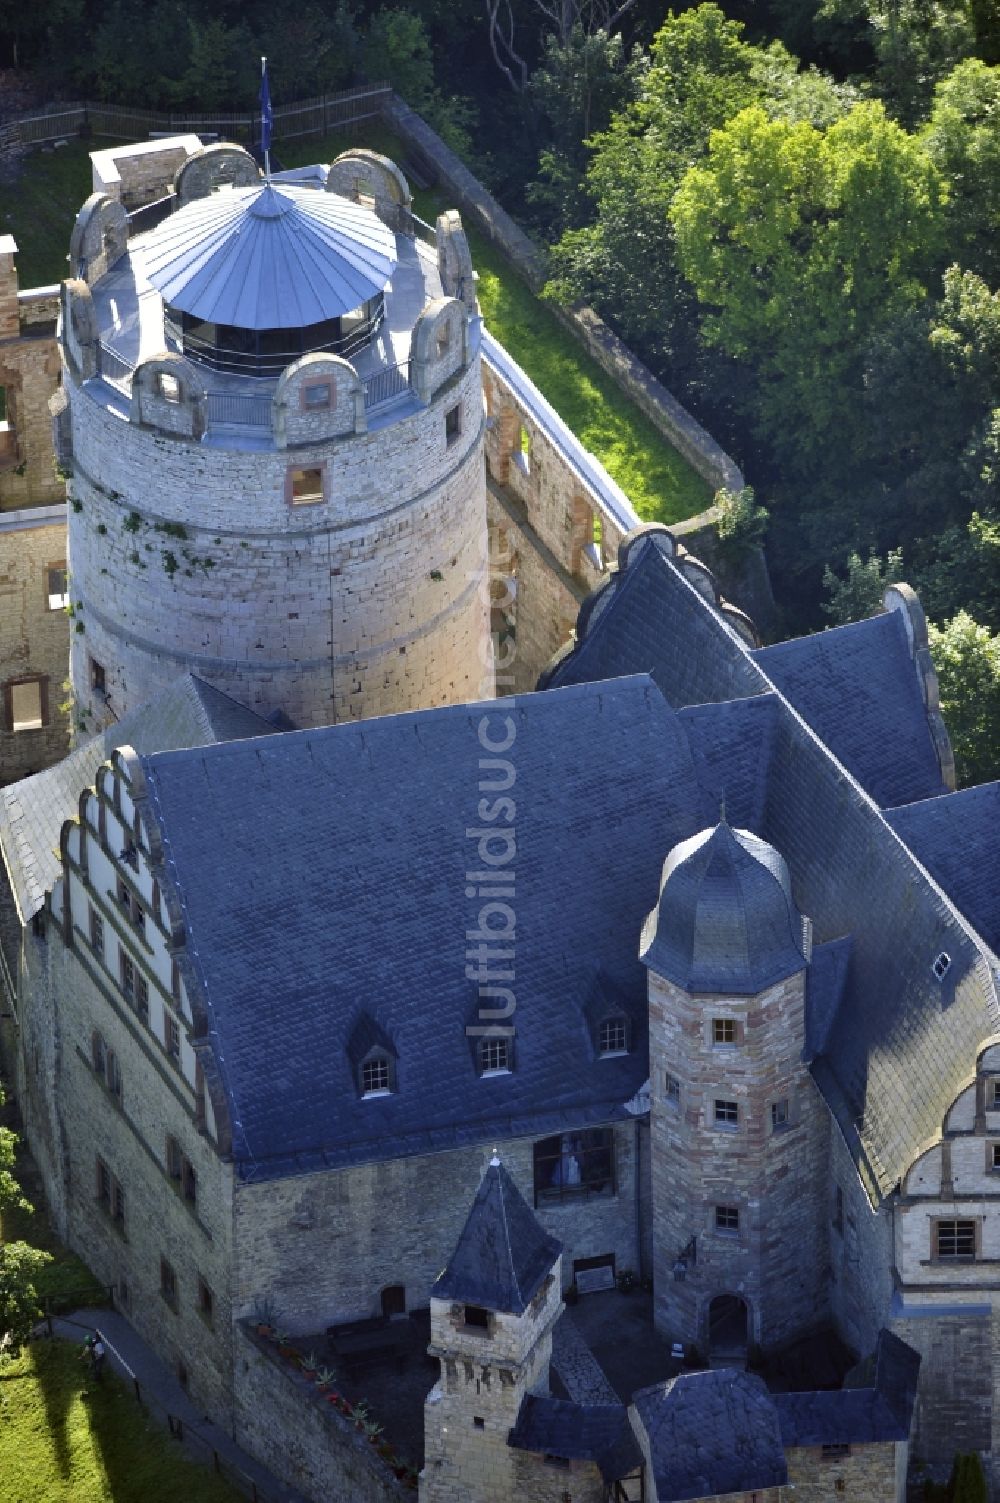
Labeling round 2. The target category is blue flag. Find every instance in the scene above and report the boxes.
[260,57,273,157]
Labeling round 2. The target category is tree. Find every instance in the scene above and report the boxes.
[670,101,946,476]
[950,1451,989,1503]
[927,612,1000,785]
[925,60,1000,284]
[485,0,635,93]
[0,1083,50,1356]
[819,0,976,121]
[821,548,904,623]
[913,510,1000,631]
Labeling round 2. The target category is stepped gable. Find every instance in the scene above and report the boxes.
[139,677,709,1180]
[887,783,1000,958]
[508,1396,641,1481]
[0,675,277,923]
[430,1155,561,1315]
[753,610,947,810]
[641,822,805,995]
[631,1369,787,1503]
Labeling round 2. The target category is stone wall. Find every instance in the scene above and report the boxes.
[784,1440,906,1502]
[63,352,492,730]
[0,508,71,780]
[647,964,831,1354]
[827,1129,895,1363]
[231,1124,640,1334]
[234,1324,406,1503]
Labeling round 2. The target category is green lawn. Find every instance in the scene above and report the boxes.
[5,125,713,523]
[0,1341,242,1503]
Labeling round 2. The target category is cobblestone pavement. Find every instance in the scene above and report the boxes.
[551,1306,620,1404]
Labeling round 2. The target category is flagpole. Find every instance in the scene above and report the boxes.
[260,56,272,182]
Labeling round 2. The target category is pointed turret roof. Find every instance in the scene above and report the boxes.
[431,1156,561,1316]
[139,181,397,330]
[641,821,805,995]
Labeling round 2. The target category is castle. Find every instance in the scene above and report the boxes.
[1,134,999,1503]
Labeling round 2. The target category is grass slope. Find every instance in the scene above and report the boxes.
[0,1341,241,1503]
[0,140,117,288]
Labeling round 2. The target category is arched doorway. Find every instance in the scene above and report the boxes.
[708,1294,749,1361]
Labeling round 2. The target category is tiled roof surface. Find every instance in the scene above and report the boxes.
[430,1157,561,1314]
[509,1396,641,1481]
[804,937,853,1060]
[632,1369,787,1502]
[753,612,946,810]
[141,677,709,1179]
[641,823,805,995]
[0,676,277,922]
[775,1330,920,1446]
[887,784,1000,957]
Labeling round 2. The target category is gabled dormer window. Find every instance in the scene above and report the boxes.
[598,1016,629,1056]
[360,1050,393,1097]
[478,1037,511,1075]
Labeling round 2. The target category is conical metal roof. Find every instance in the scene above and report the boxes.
[138,182,398,330]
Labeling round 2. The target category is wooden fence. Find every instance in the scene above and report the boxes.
[0,82,391,157]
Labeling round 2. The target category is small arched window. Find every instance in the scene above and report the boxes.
[598,1016,629,1056]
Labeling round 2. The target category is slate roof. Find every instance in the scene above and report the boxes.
[804,937,853,1060]
[544,533,947,812]
[632,1369,788,1502]
[430,1156,561,1314]
[141,677,709,1179]
[887,784,1000,957]
[139,181,397,328]
[775,1330,920,1447]
[752,612,946,809]
[0,676,277,923]
[537,541,999,1199]
[641,823,805,995]
[508,1396,641,1481]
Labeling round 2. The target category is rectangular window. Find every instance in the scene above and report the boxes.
[160,1257,178,1309]
[97,1155,111,1210]
[935,1219,977,1259]
[303,381,332,410]
[992,1144,1000,1172]
[664,1072,681,1108]
[479,1037,510,1074]
[463,1304,489,1330]
[715,1204,740,1234]
[288,466,324,506]
[46,563,69,611]
[164,1012,180,1063]
[112,1178,126,1226]
[362,1057,390,1095]
[771,1099,789,1131]
[89,906,104,957]
[992,1080,1000,1109]
[712,1018,736,1045]
[119,947,134,1001]
[714,1098,739,1126]
[598,1018,628,1055]
[135,972,149,1024]
[171,957,181,1003]
[197,1277,214,1326]
[821,1444,851,1460]
[90,658,106,695]
[445,404,461,445]
[159,374,180,403]
[533,1128,614,1205]
[7,678,45,732]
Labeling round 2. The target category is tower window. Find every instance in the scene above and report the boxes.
[445,404,461,445]
[435,324,451,358]
[714,1098,739,1127]
[303,381,333,410]
[712,1018,737,1045]
[287,466,325,506]
[821,1444,851,1460]
[90,658,106,695]
[478,1037,511,1075]
[992,1080,1000,1109]
[771,1098,790,1131]
[715,1204,740,1234]
[991,1144,1000,1171]
[463,1305,489,1331]
[598,1017,628,1056]
[664,1072,681,1108]
[158,373,181,403]
[6,678,45,732]
[46,563,68,611]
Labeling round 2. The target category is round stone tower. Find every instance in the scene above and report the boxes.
[56,148,492,731]
[640,820,828,1358]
